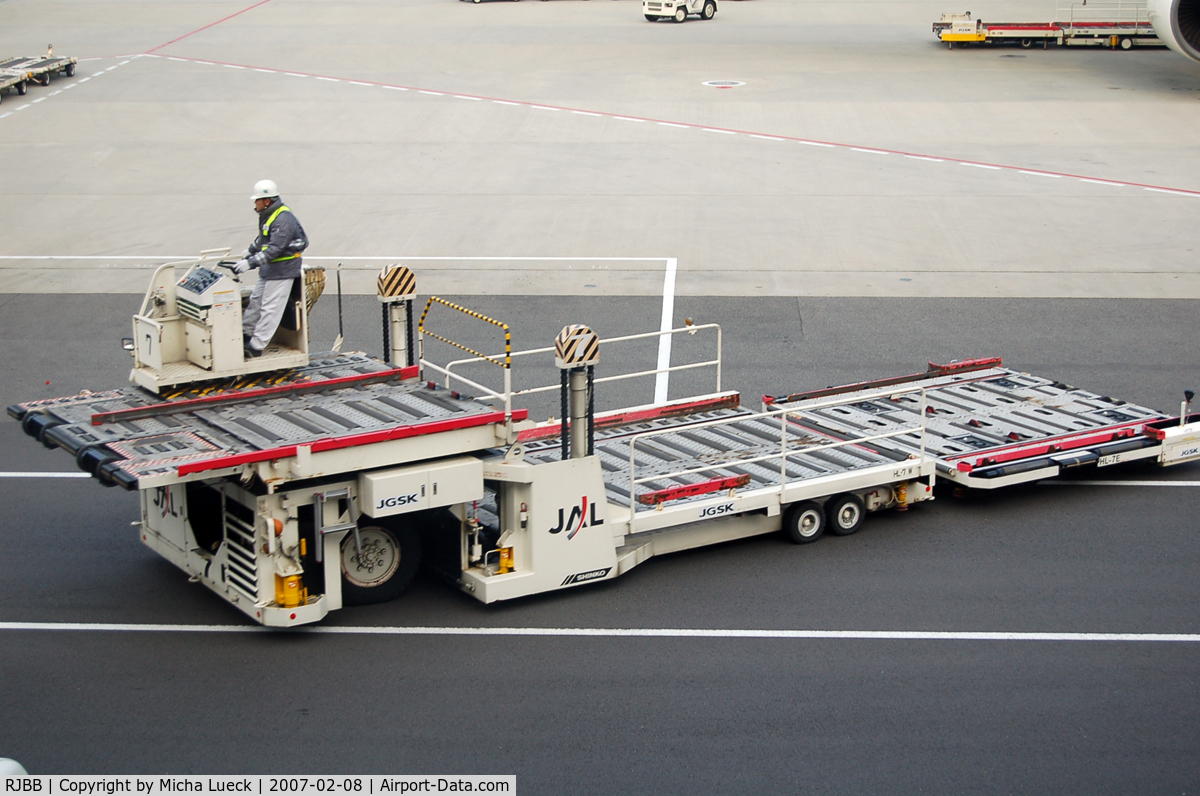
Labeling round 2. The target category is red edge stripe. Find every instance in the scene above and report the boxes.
[950,421,1147,472]
[176,406,527,477]
[93,365,419,426]
[637,474,751,506]
[516,394,741,442]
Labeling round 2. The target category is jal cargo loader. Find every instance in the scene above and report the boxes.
[10,260,1200,626]
[934,3,1161,50]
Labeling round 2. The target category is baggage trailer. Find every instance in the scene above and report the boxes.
[9,261,1200,626]
[0,70,29,102]
[0,51,77,87]
[934,2,1161,50]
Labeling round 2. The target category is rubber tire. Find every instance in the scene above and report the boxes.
[1021,38,1032,48]
[674,5,687,22]
[39,72,50,86]
[340,522,421,606]
[66,63,76,77]
[701,1,715,19]
[825,493,866,537]
[783,501,825,544]
[16,81,26,95]
[1120,37,1132,49]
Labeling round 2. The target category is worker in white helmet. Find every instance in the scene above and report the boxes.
[231,180,309,358]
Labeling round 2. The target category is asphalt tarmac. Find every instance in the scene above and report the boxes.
[3,0,1200,791]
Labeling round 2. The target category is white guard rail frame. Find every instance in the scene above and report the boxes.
[624,385,929,533]
[425,323,722,407]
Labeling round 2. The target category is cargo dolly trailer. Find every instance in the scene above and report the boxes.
[0,70,29,102]
[10,262,1200,626]
[934,3,1161,49]
[0,50,77,87]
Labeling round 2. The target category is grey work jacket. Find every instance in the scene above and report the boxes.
[247,198,308,280]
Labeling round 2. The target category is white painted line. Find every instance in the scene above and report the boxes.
[572,110,601,117]
[614,116,645,122]
[48,90,61,96]
[31,98,46,103]
[105,66,118,71]
[90,72,104,77]
[63,84,76,89]
[316,77,340,82]
[750,134,784,141]
[703,128,736,135]
[1,622,1196,643]
[253,68,274,73]
[852,147,888,154]
[905,155,943,162]
[14,104,29,110]
[659,122,689,128]
[167,57,186,62]
[455,95,482,101]
[382,86,407,91]
[1080,179,1124,186]
[962,163,1001,170]
[1020,171,1062,178]
[349,81,372,86]
[0,472,90,479]
[284,73,308,78]
[77,77,90,83]
[0,113,10,119]
[1043,480,1200,487]
[531,105,559,111]
[222,64,245,69]
[1145,187,1197,197]
[493,100,518,105]
[654,257,678,406]
[119,61,131,66]
[798,141,835,147]
[419,90,444,95]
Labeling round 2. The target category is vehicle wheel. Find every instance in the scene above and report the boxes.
[1120,37,1132,49]
[66,63,76,77]
[783,501,825,544]
[1021,38,1032,48]
[16,81,26,95]
[825,493,866,536]
[674,5,687,22]
[701,1,715,19]
[340,522,421,606]
[38,73,50,86]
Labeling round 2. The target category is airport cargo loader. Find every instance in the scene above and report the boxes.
[934,3,1161,49]
[9,260,1200,627]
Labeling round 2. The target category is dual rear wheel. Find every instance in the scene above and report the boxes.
[782,493,866,545]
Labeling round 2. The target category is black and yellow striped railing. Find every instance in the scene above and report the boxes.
[418,296,511,369]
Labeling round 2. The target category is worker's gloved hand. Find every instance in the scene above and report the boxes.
[232,259,250,274]
[239,249,251,259]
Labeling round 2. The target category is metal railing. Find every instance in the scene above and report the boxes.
[623,385,929,533]
[423,322,723,415]
[1060,0,1151,31]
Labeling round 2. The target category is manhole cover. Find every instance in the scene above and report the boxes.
[702,80,745,89]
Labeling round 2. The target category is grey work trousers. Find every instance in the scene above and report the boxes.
[242,277,294,351]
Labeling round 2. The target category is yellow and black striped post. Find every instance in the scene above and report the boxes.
[554,325,599,460]
[376,264,416,367]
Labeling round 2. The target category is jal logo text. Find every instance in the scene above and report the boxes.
[377,493,419,510]
[700,502,735,518]
[548,496,604,540]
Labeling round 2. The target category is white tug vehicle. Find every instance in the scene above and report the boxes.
[10,256,1200,626]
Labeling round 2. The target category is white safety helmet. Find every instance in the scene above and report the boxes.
[250,179,279,201]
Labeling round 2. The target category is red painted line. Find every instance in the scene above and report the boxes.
[176,407,528,476]
[146,0,278,54]
[91,366,417,426]
[151,54,1200,198]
